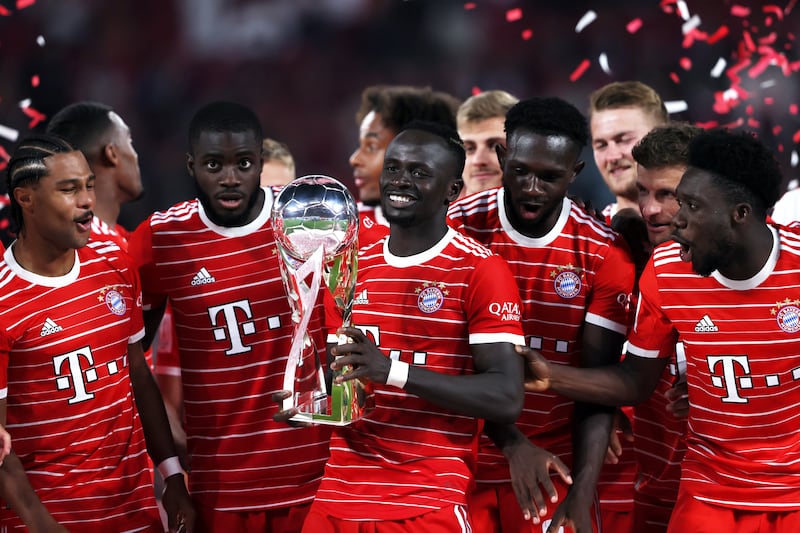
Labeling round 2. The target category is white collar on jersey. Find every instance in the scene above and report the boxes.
[3,243,80,287]
[383,227,456,268]
[711,225,779,290]
[497,189,570,247]
[197,187,274,237]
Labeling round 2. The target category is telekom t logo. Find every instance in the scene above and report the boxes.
[53,346,97,404]
[707,355,751,403]
[208,299,256,355]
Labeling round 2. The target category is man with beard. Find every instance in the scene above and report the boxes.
[47,102,144,250]
[519,128,800,533]
[589,82,668,223]
[128,102,331,533]
[294,122,527,532]
[349,85,460,245]
[448,97,635,533]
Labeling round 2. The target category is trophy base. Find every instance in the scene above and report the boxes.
[288,381,366,426]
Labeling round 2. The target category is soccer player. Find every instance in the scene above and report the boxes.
[590,81,669,221]
[0,135,193,531]
[629,123,700,531]
[128,101,331,533]
[292,121,527,531]
[47,101,143,250]
[521,128,800,533]
[349,85,460,245]
[260,137,296,187]
[448,97,635,532]
[456,89,519,199]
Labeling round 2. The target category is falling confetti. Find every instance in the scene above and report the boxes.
[599,53,611,75]
[0,124,19,142]
[626,18,643,34]
[710,57,727,77]
[505,8,522,22]
[665,100,689,114]
[569,59,591,82]
[575,10,597,33]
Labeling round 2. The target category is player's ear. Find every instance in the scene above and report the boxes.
[446,178,463,204]
[186,153,195,177]
[571,160,585,183]
[102,143,118,168]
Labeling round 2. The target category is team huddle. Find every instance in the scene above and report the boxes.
[0,81,798,533]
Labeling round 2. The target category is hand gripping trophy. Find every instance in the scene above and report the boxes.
[272,175,369,425]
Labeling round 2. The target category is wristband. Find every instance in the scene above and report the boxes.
[157,456,184,480]
[386,359,410,389]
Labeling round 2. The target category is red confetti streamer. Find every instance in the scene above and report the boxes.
[758,32,778,45]
[464,2,477,10]
[521,29,533,40]
[670,72,681,84]
[0,145,9,172]
[793,129,800,144]
[626,18,642,34]
[742,31,756,51]
[763,5,784,21]
[16,0,36,9]
[707,25,729,44]
[569,59,590,82]
[731,5,750,17]
[773,125,782,135]
[747,118,760,128]
[680,57,692,70]
[722,117,744,129]
[471,86,482,96]
[31,75,39,87]
[778,144,784,153]
[765,97,775,106]
[790,104,799,115]
[695,120,719,129]
[506,8,522,22]
[0,6,10,16]
[746,105,754,115]
[21,106,46,128]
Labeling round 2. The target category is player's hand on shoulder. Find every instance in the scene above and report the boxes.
[515,346,551,392]
[330,327,391,385]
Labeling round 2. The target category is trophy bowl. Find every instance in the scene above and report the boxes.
[272,175,359,262]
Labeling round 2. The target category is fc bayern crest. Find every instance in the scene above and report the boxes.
[554,271,581,299]
[105,289,127,316]
[776,305,800,333]
[418,286,444,314]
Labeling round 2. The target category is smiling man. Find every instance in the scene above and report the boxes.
[519,128,800,533]
[129,102,331,533]
[448,97,635,533]
[299,121,528,532]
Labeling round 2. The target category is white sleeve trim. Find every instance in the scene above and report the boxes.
[129,327,145,344]
[469,332,526,346]
[155,365,181,377]
[625,343,661,358]
[0,387,6,399]
[585,312,628,335]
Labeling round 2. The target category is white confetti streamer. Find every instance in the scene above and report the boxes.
[681,14,701,34]
[792,152,799,168]
[0,124,19,142]
[665,100,688,114]
[710,58,727,78]
[19,98,31,108]
[598,53,611,75]
[36,35,45,47]
[575,10,597,33]
[676,0,690,21]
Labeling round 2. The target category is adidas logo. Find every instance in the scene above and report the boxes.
[353,288,369,305]
[694,314,719,332]
[40,317,63,337]
[191,267,216,286]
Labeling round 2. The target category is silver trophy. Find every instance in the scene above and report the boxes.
[272,175,369,425]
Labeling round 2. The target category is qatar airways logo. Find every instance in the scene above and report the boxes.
[489,301,521,321]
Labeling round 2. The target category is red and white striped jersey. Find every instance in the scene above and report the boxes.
[0,242,160,531]
[448,189,635,482]
[128,190,331,512]
[629,224,800,510]
[313,228,525,520]
[90,215,130,252]
[358,203,390,248]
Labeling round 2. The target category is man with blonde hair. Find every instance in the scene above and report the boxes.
[456,90,519,198]
[260,138,296,187]
[589,81,668,220]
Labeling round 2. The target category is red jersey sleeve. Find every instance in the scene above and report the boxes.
[464,254,525,346]
[154,305,180,376]
[128,217,166,311]
[626,259,678,359]
[586,234,636,335]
